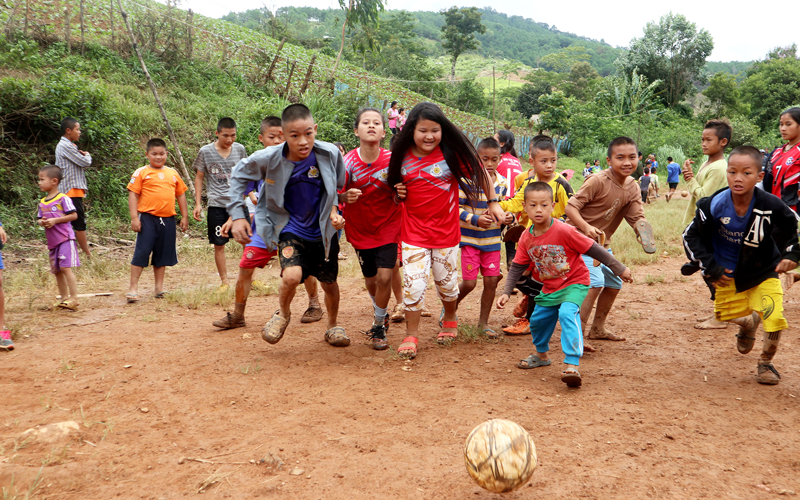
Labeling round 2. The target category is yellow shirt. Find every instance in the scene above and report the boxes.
[500,173,574,227]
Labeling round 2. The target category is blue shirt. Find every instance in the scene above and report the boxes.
[651,161,658,172]
[667,162,681,183]
[246,180,268,250]
[282,151,323,241]
[710,190,754,276]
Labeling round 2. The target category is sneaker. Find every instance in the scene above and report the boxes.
[512,296,529,319]
[367,323,389,350]
[757,363,781,385]
[0,330,14,351]
[503,318,530,336]
[212,312,245,330]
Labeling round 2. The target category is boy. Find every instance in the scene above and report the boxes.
[192,118,248,289]
[37,165,81,310]
[55,117,92,257]
[213,117,323,330]
[0,218,10,351]
[500,135,574,335]
[227,104,348,347]
[683,120,732,329]
[456,137,510,337]
[665,156,681,201]
[639,168,652,203]
[648,164,660,198]
[127,139,189,302]
[498,182,632,387]
[632,151,644,181]
[683,146,799,385]
[565,137,656,351]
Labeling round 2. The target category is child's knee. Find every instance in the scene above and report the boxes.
[461,279,477,293]
[483,275,501,289]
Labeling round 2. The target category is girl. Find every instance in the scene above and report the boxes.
[387,101,400,135]
[764,107,800,213]
[339,108,402,350]
[398,107,406,131]
[494,130,522,195]
[388,102,505,359]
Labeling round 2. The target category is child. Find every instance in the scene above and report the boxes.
[639,167,652,203]
[683,146,799,385]
[500,135,574,336]
[127,139,189,302]
[683,119,732,330]
[497,182,632,387]
[0,217,11,351]
[192,117,248,289]
[398,108,406,131]
[456,137,510,338]
[494,130,523,196]
[212,116,322,330]
[54,117,93,257]
[648,166,660,198]
[227,104,348,347]
[388,102,505,359]
[665,156,681,201]
[763,107,800,212]
[339,108,400,350]
[37,165,81,311]
[565,137,655,351]
[387,101,400,135]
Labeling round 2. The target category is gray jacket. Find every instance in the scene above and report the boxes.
[227,140,345,260]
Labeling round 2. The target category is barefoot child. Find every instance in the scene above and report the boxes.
[338,108,400,350]
[212,116,322,330]
[639,168,652,203]
[0,218,11,351]
[665,157,681,201]
[565,136,656,350]
[227,104,348,347]
[497,182,632,387]
[127,139,189,302]
[37,165,81,311]
[55,117,93,257]
[388,102,506,359]
[456,137,510,338]
[683,146,799,385]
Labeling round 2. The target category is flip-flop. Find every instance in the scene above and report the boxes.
[437,320,458,344]
[561,367,582,387]
[736,312,760,354]
[517,354,551,369]
[483,327,500,339]
[397,336,418,359]
[154,292,167,299]
[125,293,139,304]
[634,220,657,254]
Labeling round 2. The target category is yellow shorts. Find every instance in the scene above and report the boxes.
[714,278,786,332]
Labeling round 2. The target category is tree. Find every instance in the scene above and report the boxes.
[702,72,745,118]
[331,0,385,77]
[440,6,486,82]
[536,90,573,140]
[617,13,713,107]
[741,44,800,130]
[563,61,599,100]
[513,80,551,118]
[539,46,590,73]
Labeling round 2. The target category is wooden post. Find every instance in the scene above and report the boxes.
[109,0,115,48]
[65,4,71,53]
[24,0,29,34]
[116,0,195,199]
[79,0,85,55]
[284,61,297,96]
[186,10,193,59]
[299,55,316,94]
[266,37,285,82]
[492,65,496,133]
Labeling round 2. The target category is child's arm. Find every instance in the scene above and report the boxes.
[330,203,345,230]
[585,242,633,282]
[128,191,142,232]
[39,211,78,229]
[497,261,532,309]
[228,153,271,243]
[682,206,726,285]
[65,143,92,167]
[685,161,726,200]
[772,199,800,272]
[565,203,603,241]
[192,170,205,221]
[499,180,525,213]
[0,225,6,245]
[177,193,189,232]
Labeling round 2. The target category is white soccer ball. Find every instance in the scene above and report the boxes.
[464,419,537,492]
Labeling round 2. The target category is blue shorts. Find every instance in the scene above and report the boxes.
[131,213,178,268]
[0,249,4,270]
[581,250,623,290]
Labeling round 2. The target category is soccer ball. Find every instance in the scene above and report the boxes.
[464,419,537,493]
[681,190,689,198]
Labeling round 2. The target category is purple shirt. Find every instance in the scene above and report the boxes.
[246,180,268,250]
[281,151,323,241]
[38,193,76,249]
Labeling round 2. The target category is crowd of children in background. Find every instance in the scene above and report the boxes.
[2,103,800,388]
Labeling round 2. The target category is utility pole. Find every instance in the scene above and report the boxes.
[492,66,496,133]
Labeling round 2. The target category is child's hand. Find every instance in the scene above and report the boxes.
[711,270,733,289]
[79,150,88,156]
[331,212,345,230]
[394,183,407,200]
[487,202,506,224]
[131,218,142,233]
[220,217,233,238]
[584,225,604,242]
[496,294,510,309]
[775,259,798,273]
[179,217,189,232]
[343,188,362,204]
[0,226,7,244]
[41,218,55,229]
[504,212,515,225]
[248,192,258,205]
[192,204,203,221]
[230,218,252,244]
[477,213,494,229]
[620,267,633,283]
[683,159,695,182]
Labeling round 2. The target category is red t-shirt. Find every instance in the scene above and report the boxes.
[497,152,523,196]
[400,147,460,248]
[342,148,401,249]
[769,143,800,211]
[513,219,594,294]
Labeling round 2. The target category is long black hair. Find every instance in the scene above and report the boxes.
[496,129,518,157]
[387,102,487,204]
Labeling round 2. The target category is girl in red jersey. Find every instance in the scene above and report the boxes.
[764,107,800,212]
[387,102,505,358]
[339,108,400,350]
[494,130,523,195]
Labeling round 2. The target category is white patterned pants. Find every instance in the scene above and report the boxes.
[401,243,459,311]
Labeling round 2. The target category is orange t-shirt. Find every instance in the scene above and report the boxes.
[127,165,188,217]
[66,188,86,198]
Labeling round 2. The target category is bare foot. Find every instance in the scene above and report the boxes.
[781,271,800,291]
[696,313,714,322]
[583,342,596,353]
[694,318,727,330]
[588,328,626,341]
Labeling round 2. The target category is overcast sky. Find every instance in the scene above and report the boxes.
[173,0,792,62]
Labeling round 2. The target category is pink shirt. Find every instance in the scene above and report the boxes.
[388,108,399,129]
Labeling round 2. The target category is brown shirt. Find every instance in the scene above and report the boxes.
[567,169,645,245]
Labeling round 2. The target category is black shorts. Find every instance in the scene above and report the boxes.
[669,182,679,189]
[355,243,397,278]
[207,206,230,246]
[131,213,178,268]
[278,232,339,283]
[70,197,87,232]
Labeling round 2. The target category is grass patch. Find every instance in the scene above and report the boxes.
[1,466,44,500]
[165,284,233,310]
[240,358,263,375]
[644,274,666,285]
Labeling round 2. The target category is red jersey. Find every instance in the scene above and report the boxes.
[513,219,594,294]
[400,147,460,248]
[342,148,401,249]
[497,152,523,196]
[769,143,800,211]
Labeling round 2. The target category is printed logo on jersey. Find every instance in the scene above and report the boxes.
[308,166,320,178]
[528,244,570,281]
[720,217,731,225]
[787,157,795,167]
[50,204,60,212]
[379,169,388,181]
[430,165,443,177]
[744,209,772,248]
[282,246,294,259]
[158,172,165,180]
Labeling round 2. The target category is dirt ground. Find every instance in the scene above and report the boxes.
[2,252,800,499]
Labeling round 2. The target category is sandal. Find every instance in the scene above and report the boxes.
[397,336,418,359]
[390,304,405,323]
[736,312,760,354]
[483,327,500,339]
[57,299,78,311]
[757,363,781,385]
[561,367,582,387]
[125,293,139,304]
[324,326,350,347]
[437,320,458,344]
[300,306,324,323]
[634,220,657,254]
[438,307,445,328]
[517,354,551,369]
[154,291,167,299]
[262,313,290,344]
